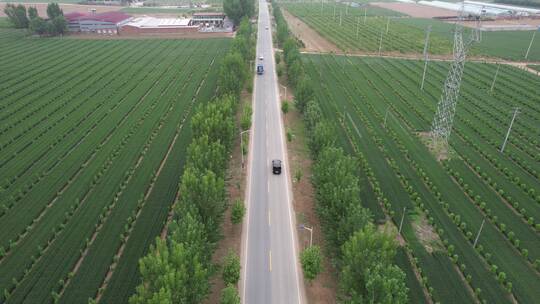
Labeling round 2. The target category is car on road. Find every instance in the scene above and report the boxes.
[265,26,269,30]
[257,64,264,75]
[259,56,264,61]
[272,159,282,175]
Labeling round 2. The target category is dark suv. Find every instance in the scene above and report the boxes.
[272,159,282,175]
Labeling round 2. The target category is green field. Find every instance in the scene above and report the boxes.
[282,3,540,61]
[395,18,540,61]
[0,27,229,303]
[302,53,540,303]
[0,17,9,28]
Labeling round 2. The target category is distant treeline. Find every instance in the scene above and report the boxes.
[493,0,540,9]
[3,3,67,36]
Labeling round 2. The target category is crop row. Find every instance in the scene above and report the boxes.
[336,55,540,282]
[312,54,512,303]
[1,41,189,301]
[0,41,163,218]
[282,3,452,54]
[384,60,540,232]
[302,53,540,302]
[0,34,230,303]
[59,48,222,304]
[0,40,183,252]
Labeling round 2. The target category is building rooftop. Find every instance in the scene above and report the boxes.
[66,12,132,24]
[124,16,194,28]
[64,12,86,20]
[193,12,226,17]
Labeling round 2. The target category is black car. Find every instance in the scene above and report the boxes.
[272,159,282,175]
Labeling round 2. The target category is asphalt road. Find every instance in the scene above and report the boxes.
[241,1,305,303]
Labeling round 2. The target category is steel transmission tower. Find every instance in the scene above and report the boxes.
[430,6,480,150]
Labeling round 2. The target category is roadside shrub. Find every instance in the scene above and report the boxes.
[277,64,284,77]
[241,105,252,131]
[281,100,289,114]
[287,128,294,142]
[220,284,240,304]
[300,246,322,282]
[231,200,245,225]
[222,250,241,285]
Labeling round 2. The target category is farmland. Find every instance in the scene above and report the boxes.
[281,2,540,61]
[302,53,540,303]
[0,27,229,303]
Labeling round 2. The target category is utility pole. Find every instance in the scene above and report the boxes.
[525,30,536,60]
[339,10,342,26]
[356,16,360,39]
[333,4,336,21]
[299,225,313,247]
[386,17,390,34]
[473,218,486,248]
[490,63,500,93]
[500,107,520,153]
[364,7,367,24]
[280,83,287,100]
[421,25,432,91]
[378,29,383,56]
[398,207,406,234]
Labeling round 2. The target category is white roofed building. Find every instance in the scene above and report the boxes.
[120,16,199,35]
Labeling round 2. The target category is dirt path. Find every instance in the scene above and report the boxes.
[281,8,340,53]
[300,50,540,76]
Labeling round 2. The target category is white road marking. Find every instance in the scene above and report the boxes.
[269,250,272,272]
[270,32,305,303]
[241,53,258,304]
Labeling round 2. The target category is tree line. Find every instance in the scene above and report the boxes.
[223,0,255,26]
[3,2,67,36]
[272,1,409,302]
[129,16,255,304]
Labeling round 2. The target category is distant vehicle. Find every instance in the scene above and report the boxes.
[257,64,264,75]
[259,56,264,61]
[265,26,269,30]
[272,159,282,175]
